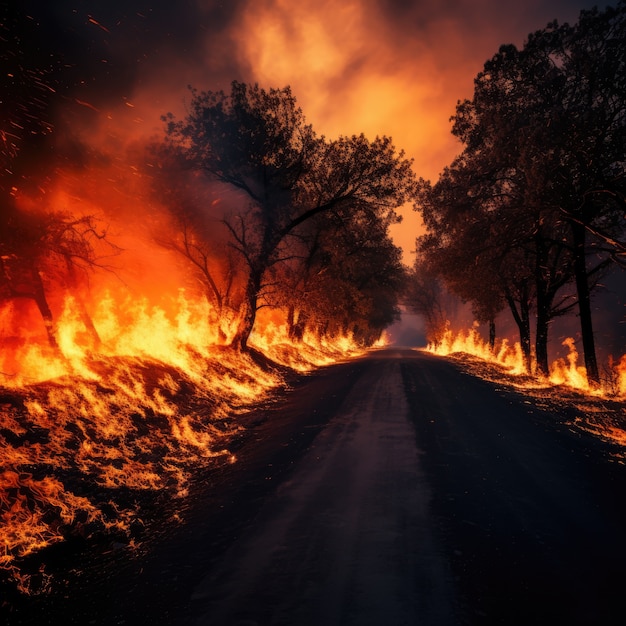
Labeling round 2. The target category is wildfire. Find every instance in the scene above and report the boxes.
[0,285,364,594]
[251,319,365,372]
[428,326,626,399]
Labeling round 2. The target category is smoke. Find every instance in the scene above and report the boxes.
[7,0,607,186]
[4,0,619,343]
[226,0,611,256]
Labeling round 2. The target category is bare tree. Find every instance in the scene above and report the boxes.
[0,200,116,348]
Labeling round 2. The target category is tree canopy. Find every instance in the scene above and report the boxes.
[413,2,626,383]
[162,81,416,349]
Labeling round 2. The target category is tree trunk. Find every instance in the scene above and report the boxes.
[520,320,532,374]
[571,221,599,386]
[505,291,532,373]
[287,305,296,339]
[535,307,550,378]
[488,319,496,351]
[292,310,308,342]
[534,238,551,379]
[64,258,102,347]
[32,271,58,349]
[78,301,102,348]
[231,268,262,351]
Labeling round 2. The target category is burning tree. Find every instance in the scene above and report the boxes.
[147,155,244,342]
[162,81,416,350]
[415,152,582,375]
[276,206,406,345]
[0,199,114,349]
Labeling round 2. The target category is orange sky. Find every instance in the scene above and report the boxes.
[220,0,609,261]
[12,0,608,264]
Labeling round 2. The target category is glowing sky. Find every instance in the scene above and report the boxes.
[8,0,612,259]
[226,0,611,257]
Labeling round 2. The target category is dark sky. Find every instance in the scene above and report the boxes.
[2,0,612,251]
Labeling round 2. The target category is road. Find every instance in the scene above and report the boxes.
[191,349,455,626]
[7,348,626,625]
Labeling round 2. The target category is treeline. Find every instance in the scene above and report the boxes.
[408,3,626,386]
[156,82,413,349]
[1,81,413,353]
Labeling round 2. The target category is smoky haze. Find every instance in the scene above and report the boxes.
[3,0,622,356]
[6,0,611,184]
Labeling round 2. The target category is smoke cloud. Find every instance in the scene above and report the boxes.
[4,0,611,255]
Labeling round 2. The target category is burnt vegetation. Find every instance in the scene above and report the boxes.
[408,2,626,387]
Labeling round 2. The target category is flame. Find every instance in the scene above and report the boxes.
[0,166,365,593]
[0,283,362,593]
[0,121,366,595]
[428,326,527,376]
[427,326,626,399]
[548,337,592,392]
[250,318,365,372]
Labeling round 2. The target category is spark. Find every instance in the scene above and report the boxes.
[74,99,100,112]
[87,16,110,33]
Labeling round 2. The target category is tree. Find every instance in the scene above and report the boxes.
[147,151,243,341]
[0,198,114,348]
[419,3,626,383]
[163,81,417,350]
[539,5,626,383]
[415,163,507,351]
[415,155,540,369]
[297,208,406,345]
[405,257,451,346]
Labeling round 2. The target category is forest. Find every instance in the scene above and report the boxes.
[1,80,412,363]
[408,2,626,389]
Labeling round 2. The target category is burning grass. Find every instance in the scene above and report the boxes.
[0,294,364,595]
[429,327,626,397]
[427,327,626,459]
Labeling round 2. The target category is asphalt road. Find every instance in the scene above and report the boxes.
[7,348,626,625]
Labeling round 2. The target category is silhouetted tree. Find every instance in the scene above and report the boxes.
[418,3,625,382]
[163,81,417,350]
[405,258,450,345]
[0,199,113,348]
[147,151,244,341]
[298,208,406,345]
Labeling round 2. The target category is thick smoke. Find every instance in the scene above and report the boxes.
[5,0,608,187]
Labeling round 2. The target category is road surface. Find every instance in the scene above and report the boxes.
[7,348,626,625]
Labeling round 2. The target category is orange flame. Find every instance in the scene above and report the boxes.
[428,326,625,399]
[0,154,366,593]
[0,286,363,593]
[428,326,527,376]
[548,337,592,392]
